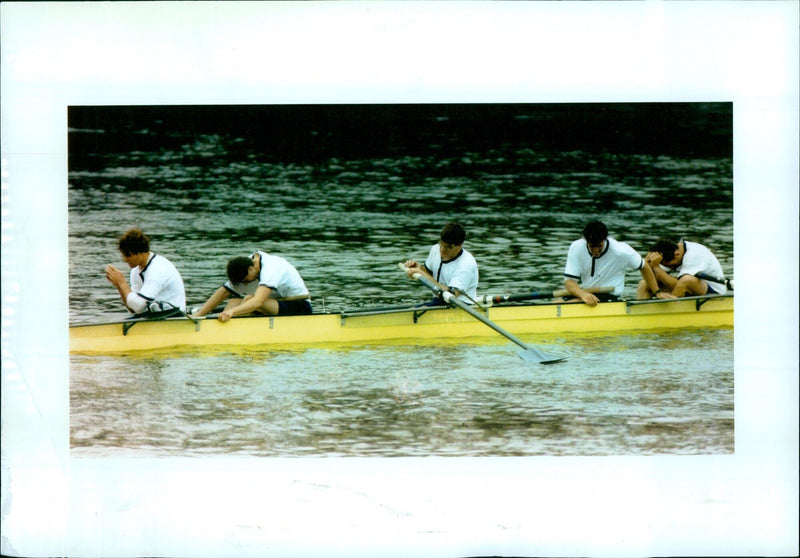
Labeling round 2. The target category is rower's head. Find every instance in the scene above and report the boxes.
[118,228,150,268]
[650,237,681,268]
[582,220,608,257]
[227,256,259,283]
[439,222,466,260]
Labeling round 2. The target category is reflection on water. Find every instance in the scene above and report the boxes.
[68,104,733,456]
[70,329,733,457]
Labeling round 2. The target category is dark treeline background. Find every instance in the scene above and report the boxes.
[69,103,732,169]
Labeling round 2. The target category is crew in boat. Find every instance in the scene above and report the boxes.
[105,228,186,315]
[637,237,727,299]
[403,222,479,304]
[563,220,657,306]
[192,250,311,321]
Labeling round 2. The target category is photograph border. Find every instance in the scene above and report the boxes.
[2,2,798,556]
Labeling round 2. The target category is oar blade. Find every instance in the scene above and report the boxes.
[519,348,566,364]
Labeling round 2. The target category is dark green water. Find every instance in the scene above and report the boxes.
[68,103,734,456]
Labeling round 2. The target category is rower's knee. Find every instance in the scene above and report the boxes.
[636,279,653,299]
[260,298,280,316]
[676,275,707,296]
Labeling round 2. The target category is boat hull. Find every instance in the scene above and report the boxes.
[69,296,733,355]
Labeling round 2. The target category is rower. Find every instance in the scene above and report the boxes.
[192,250,312,322]
[105,228,187,316]
[637,237,728,299]
[402,222,479,306]
[562,220,657,307]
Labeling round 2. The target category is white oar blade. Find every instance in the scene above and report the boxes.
[519,349,565,364]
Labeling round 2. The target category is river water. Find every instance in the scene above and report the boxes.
[68,103,734,456]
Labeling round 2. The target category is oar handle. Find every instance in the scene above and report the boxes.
[398,262,426,282]
[399,262,440,293]
[695,272,733,291]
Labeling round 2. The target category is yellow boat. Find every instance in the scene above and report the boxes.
[69,295,733,355]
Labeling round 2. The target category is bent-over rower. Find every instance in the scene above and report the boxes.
[193,250,311,321]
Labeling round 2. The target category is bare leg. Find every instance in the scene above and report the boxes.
[229,294,280,316]
[639,282,673,300]
[673,276,708,297]
[636,279,654,300]
[254,297,280,316]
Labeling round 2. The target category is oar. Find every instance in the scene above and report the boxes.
[398,264,565,364]
[149,300,204,328]
[123,300,204,334]
[695,272,733,291]
[479,286,614,306]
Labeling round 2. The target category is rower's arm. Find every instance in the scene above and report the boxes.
[639,263,659,294]
[226,285,272,317]
[193,286,230,317]
[644,252,678,294]
[105,264,136,312]
[564,278,600,307]
[652,266,678,290]
[649,265,679,299]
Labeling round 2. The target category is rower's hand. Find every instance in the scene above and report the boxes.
[403,260,421,277]
[580,291,600,307]
[645,252,663,268]
[105,265,126,288]
[218,309,234,322]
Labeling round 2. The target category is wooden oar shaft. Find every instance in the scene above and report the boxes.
[481,291,554,305]
[480,286,614,305]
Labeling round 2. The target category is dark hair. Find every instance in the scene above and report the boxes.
[649,237,679,259]
[118,228,150,256]
[582,221,608,244]
[440,222,466,245]
[227,256,253,283]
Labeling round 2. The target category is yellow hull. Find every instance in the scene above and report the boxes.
[69,295,733,355]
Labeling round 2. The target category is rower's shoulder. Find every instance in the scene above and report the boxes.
[462,247,479,263]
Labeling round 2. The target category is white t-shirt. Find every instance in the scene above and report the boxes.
[127,253,186,313]
[225,250,309,299]
[564,237,643,297]
[663,240,727,295]
[424,245,479,302]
